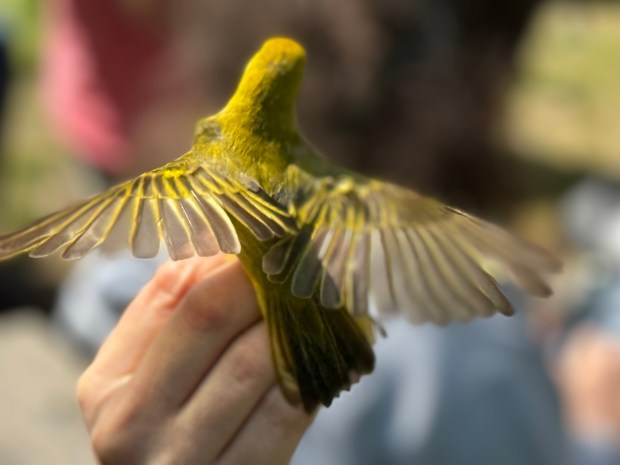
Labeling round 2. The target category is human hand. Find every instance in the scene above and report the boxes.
[77,255,313,464]
[555,324,620,442]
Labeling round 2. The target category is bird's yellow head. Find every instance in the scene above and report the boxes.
[247,37,306,79]
[220,37,306,132]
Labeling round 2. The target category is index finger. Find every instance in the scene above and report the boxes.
[88,254,234,378]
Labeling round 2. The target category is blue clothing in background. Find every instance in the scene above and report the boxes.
[293,312,568,465]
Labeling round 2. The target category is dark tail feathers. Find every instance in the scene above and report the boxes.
[266,294,376,412]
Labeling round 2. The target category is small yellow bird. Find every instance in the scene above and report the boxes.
[0,37,559,411]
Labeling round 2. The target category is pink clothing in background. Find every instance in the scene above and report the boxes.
[42,0,167,174]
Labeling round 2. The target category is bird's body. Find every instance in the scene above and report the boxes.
[0,38,559,411]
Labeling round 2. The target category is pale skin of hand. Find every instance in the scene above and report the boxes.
[77,255,314,465]
[555,325,620,442]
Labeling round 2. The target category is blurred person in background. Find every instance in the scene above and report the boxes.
[554,178,620,464]
[34,0,620,463]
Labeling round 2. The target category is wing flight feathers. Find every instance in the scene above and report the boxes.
[264,176,560,325]
[0,160,294,261]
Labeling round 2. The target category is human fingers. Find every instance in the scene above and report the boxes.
[215,385,314,465]
[78,255,236,425]
[78,256,268,464]
[87,254,233,379]
[166,320,277,462]
[127,258,261,411]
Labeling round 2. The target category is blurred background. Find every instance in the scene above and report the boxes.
[0,0,619,463]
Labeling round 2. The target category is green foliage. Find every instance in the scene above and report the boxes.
[0,0,41,73]
[505,2,620,176]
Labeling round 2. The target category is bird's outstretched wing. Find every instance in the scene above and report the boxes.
[0,157,295,261]
[263,174,560,325]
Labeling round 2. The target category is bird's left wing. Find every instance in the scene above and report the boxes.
[0,158,295,261]
[263,174,560,325]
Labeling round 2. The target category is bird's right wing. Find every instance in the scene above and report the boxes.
[263,174,560,325]
[0,157,295,261]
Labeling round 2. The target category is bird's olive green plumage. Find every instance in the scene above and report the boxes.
[0,37,560,411]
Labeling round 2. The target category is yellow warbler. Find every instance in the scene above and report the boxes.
[0,37,559,411]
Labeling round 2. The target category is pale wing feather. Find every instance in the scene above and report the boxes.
[264,176,560,325]
[0,159,294,261]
